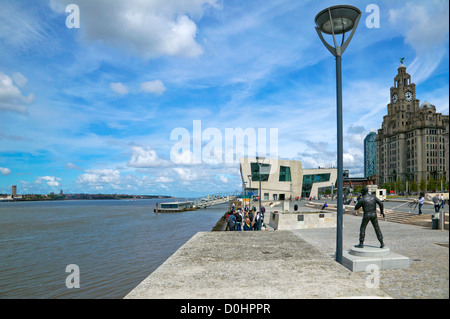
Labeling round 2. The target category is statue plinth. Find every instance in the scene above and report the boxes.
[349,245,390,257]
[342,244,410,272]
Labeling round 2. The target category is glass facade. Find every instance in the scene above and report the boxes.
[279,166,292,182]
[301,173,331,197]
[250,163,270,181]
[364,132,377,177]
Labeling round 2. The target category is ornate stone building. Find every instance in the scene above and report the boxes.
[376,64,449,186]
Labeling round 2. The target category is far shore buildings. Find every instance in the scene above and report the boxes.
[376,63,449,185]
[239,157,337,200]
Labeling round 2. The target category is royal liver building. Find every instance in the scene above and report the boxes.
[376,63,449,185]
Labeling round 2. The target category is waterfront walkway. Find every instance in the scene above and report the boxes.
[125,213,448,299]
[293,214,449,298]
[125,230,389,299]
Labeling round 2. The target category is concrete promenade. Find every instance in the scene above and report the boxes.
[126,211,448,299]
[294,214,449,299]
[125,230,390,299]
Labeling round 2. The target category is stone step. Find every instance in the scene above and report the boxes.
[383,210,415,224]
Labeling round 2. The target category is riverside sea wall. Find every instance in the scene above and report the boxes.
[125,231,390,311]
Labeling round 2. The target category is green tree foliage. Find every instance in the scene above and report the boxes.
[419,179,427,192]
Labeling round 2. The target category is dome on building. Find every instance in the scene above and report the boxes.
[420,101,433,109]
[398,63,406,69]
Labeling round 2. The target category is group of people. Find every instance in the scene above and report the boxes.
[418,193,446,215]
[432,193,446,213]
[225,205,265,231]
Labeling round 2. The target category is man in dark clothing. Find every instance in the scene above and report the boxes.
[226,212,236,231]
[354,187,385,248]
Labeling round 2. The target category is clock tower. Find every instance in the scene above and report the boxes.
[376,62,449,186]
[388,63,420,116]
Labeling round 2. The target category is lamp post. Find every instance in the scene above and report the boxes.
[315,5,362,264]
[247,174,252,211]
[243,181,247,207]
[256,156,266,216]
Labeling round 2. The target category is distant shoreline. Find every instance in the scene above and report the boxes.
[0,194,175,202]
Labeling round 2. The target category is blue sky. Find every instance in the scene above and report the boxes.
[0,0,448,197]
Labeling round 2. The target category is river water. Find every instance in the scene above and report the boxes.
[0,199,226,299]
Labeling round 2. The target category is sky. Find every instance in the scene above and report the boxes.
[0,0,448,197]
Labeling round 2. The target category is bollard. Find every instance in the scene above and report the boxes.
[431,213,440,230]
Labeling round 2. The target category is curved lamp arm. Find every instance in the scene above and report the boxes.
[315,8,362,57]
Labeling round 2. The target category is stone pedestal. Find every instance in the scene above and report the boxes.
[342,244,410,272]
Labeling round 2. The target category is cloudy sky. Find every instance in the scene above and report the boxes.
[0,0,448,197]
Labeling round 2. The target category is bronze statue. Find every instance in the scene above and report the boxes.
[354,187,385,248]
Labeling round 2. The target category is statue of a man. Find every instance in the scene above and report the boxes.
[354,187,385,248]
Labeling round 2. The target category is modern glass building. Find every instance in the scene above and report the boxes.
[364,132,377,178]
[240,158,337,200]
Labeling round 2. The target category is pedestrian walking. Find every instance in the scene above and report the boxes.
[418,193,425,215]
[440,194,445,209]
[433,194,441,213]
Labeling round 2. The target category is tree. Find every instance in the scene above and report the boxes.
[354,185,363,194]
[419,179,427,193]
[382,182,389,191]
[396,179,404,194]
[427,177,436,193]
[411,180,418,193]
[389,181,396,193]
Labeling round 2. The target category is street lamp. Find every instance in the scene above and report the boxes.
[247,174,252,210]
[256,156,266,217]
[315,5,362,264]
[331,182,334,201]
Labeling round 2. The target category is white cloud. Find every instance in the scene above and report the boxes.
[36,176,61,187]
[219,175,228,183]
[110,82,129,95]
[0,167,12,175]
[0,72,34,114]
[155,176,173,183]
[171,149,199,165]
[173,167,198,181]
[389,2,449,83]
[49,0,220,59]
[128,146,167,168]
[77,169,120,185]
[140,80,166,95]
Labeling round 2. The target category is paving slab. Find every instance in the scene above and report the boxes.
[291,214,449,298]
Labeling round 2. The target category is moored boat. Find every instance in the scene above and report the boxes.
[154,201,195,213]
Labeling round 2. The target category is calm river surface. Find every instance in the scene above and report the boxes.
[0,199,226,298]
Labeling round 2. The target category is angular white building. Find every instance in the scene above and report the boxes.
[240,157,337,200]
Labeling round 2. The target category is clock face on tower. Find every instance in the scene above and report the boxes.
[392,93,398,104]
[405,91,413,102]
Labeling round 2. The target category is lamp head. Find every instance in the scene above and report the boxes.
[315,5,361,35]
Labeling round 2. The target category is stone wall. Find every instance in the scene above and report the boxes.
[268,211,336,230]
